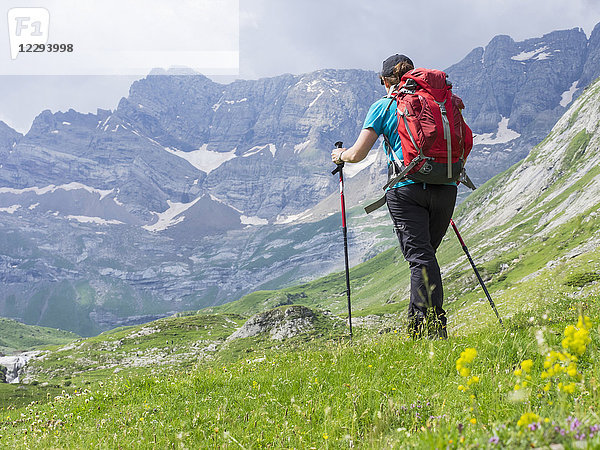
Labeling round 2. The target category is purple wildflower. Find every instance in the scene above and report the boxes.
[489,436,500,444]
[555,426,567,436]
[567,416,582,431]
[528,422,539,431]
[574,433,586,441]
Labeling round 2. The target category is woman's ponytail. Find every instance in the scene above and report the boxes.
[383,60,414,86]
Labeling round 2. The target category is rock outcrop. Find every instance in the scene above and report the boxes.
[227,305,319,341]
[0,353,37,383]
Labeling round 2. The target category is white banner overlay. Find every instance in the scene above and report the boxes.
[2,0,239,75]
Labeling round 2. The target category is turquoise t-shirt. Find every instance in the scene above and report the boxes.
[363,97,414,189]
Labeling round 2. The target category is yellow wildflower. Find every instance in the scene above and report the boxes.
[562,316,592,356]
[543,360,551,369]
[517,412,540,428]
[521,359,534,373]
[463,348,477,362]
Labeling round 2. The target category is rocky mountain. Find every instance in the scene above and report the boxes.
[446,24,600,184]
[458,77,600,244]
[1,25,599,335]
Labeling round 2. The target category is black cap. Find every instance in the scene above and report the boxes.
[381,54,414,77]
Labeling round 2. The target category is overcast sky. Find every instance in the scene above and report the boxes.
[2,0,600,134]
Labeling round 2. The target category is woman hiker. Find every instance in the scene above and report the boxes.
[330,54,457,339]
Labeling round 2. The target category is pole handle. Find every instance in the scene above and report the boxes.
[332,141,344,174]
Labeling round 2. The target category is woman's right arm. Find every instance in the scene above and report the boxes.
[331,128,379,164]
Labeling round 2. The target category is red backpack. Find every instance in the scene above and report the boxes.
[365,68,474,214]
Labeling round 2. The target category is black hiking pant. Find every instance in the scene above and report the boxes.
[386,183,457,338]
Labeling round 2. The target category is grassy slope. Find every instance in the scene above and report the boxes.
[21,313,248,385]
[0,317,78,354]
[0,275,597,448]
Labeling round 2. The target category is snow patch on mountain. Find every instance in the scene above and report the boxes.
[0,205,20,214]
[473,117,521,145]
[243,144,276,158]
[275,209,313,224]
[163,145,237,173]
[209,194,243,213]
[294,140,311,154]
[560,81,579,107]
[143,197,202,232]
[309,90,324,108]
[0,183,114,200]
[212,97,248,111]
[66,215,124,225]
[511,46,551,61]
[240,215,268,226]
[305,80,321,92]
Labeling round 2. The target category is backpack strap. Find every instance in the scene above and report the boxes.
[382,133,399,178]
[382,96,401,178]
[364,155,424,214]
[434,99,453,179]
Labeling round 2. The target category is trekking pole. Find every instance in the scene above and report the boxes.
[331,141,353,338]
[450,219,504,327]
